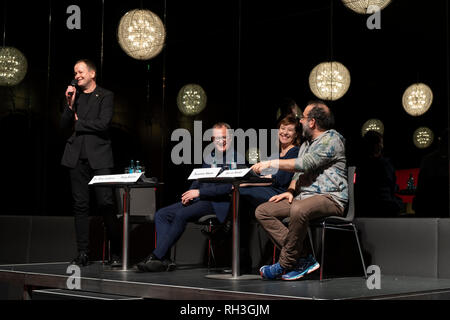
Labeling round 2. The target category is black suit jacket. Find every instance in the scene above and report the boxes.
[60,85,114,169]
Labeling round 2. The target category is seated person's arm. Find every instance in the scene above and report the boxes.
[253,138,342,174]
[251,158,297,173]
[198,183,232,199]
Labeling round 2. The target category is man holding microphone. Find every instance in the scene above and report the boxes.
[60,59,121,267]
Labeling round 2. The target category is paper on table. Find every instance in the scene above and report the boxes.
[188,167,222,180]
[88,172,144,185]
[217,168,252,178]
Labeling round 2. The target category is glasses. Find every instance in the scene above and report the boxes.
[213,136,228,142]
[299,115,312,121]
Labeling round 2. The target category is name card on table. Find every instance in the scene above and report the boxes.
[217,168,252,178]
[188,168,222,180]
[88,173,144,185]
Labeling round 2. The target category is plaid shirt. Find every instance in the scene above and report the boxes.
[292,129,348,208]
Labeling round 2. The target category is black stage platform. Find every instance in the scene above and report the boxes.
[2,262,450,300]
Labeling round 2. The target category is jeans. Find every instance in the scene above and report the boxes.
[255,195,344,269]
[153,200,214,259]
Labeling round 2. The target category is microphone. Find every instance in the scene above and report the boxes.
[68,79,78,97]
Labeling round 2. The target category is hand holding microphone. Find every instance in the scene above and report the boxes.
[65,79,78,110]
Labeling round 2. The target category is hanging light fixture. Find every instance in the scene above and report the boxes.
[361,119,384,137]
[0,47,28,86]
[413,127,434,149]
[177,84,207,116]
[309,61,351,101]
[341,0,391,14]
[402,83,433,117]
[117,9,166,60]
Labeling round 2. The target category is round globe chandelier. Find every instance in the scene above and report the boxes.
[309,61,351,101]
[361,119,384,137]
[117,9,166,60]
[177,84,207,116]
[402,83,433,117]
[0,47,28,86]
[413,127,434,149]
[341,0,392,14]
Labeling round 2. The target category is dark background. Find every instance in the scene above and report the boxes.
[0,0,448,216]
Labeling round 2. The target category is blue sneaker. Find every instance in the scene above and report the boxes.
[282,255,320,281]
[259,262,285,280]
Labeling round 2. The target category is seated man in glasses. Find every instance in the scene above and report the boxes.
[251,101,348,281]
[137,122,236,272]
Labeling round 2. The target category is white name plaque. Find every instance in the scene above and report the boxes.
[217,168,252,178]
[88,173,144,185]
[188,168,222,180]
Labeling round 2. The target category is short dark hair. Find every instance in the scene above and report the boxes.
[363,130,383,156]
[75,59,97,78]
[277,115,302,146]
[212,122,231,130]
[306,100,334,130]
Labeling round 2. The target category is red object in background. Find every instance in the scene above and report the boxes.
[395,168,420,203]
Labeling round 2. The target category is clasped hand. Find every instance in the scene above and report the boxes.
[251,160,271,174]
[181,189,200,205]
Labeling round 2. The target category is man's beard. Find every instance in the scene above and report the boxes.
[302,127,312,142]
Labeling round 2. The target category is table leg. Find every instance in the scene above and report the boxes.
[232,185,240,278]
[205,183,260,280]
[122,186,130,271]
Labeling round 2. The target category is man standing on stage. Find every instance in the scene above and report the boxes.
[61,59,121,267]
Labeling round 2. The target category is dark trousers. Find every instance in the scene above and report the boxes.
[153,200,214,259]
[239,186,282,208]
[69,159,121,255]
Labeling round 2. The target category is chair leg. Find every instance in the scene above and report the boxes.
[209,240,216,268]
[307,227,316,260]
[320,226,326,281]
[102,226,106,264]
[272,245,276,264]
[207,221,217,269]
[352,225,368,279]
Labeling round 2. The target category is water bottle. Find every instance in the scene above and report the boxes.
[136,160,142,173]
[129,160,135,173]
[231,161,237,170]
[407,173,415,190]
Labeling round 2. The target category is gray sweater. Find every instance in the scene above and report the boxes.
[292,129,348,208]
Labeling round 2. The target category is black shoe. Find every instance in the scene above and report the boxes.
[162,258,177,272]
[109,254,122,268]
[136,254,165,272]
[71,252,89,267]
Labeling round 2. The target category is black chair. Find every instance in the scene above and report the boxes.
[194,214,221,269]
[282,166,367,281]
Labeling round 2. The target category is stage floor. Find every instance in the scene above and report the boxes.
[1,262,450,300]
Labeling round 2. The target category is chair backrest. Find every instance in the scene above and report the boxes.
[342,166,356,221]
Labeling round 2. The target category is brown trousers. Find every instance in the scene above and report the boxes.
[255,195,344,269]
